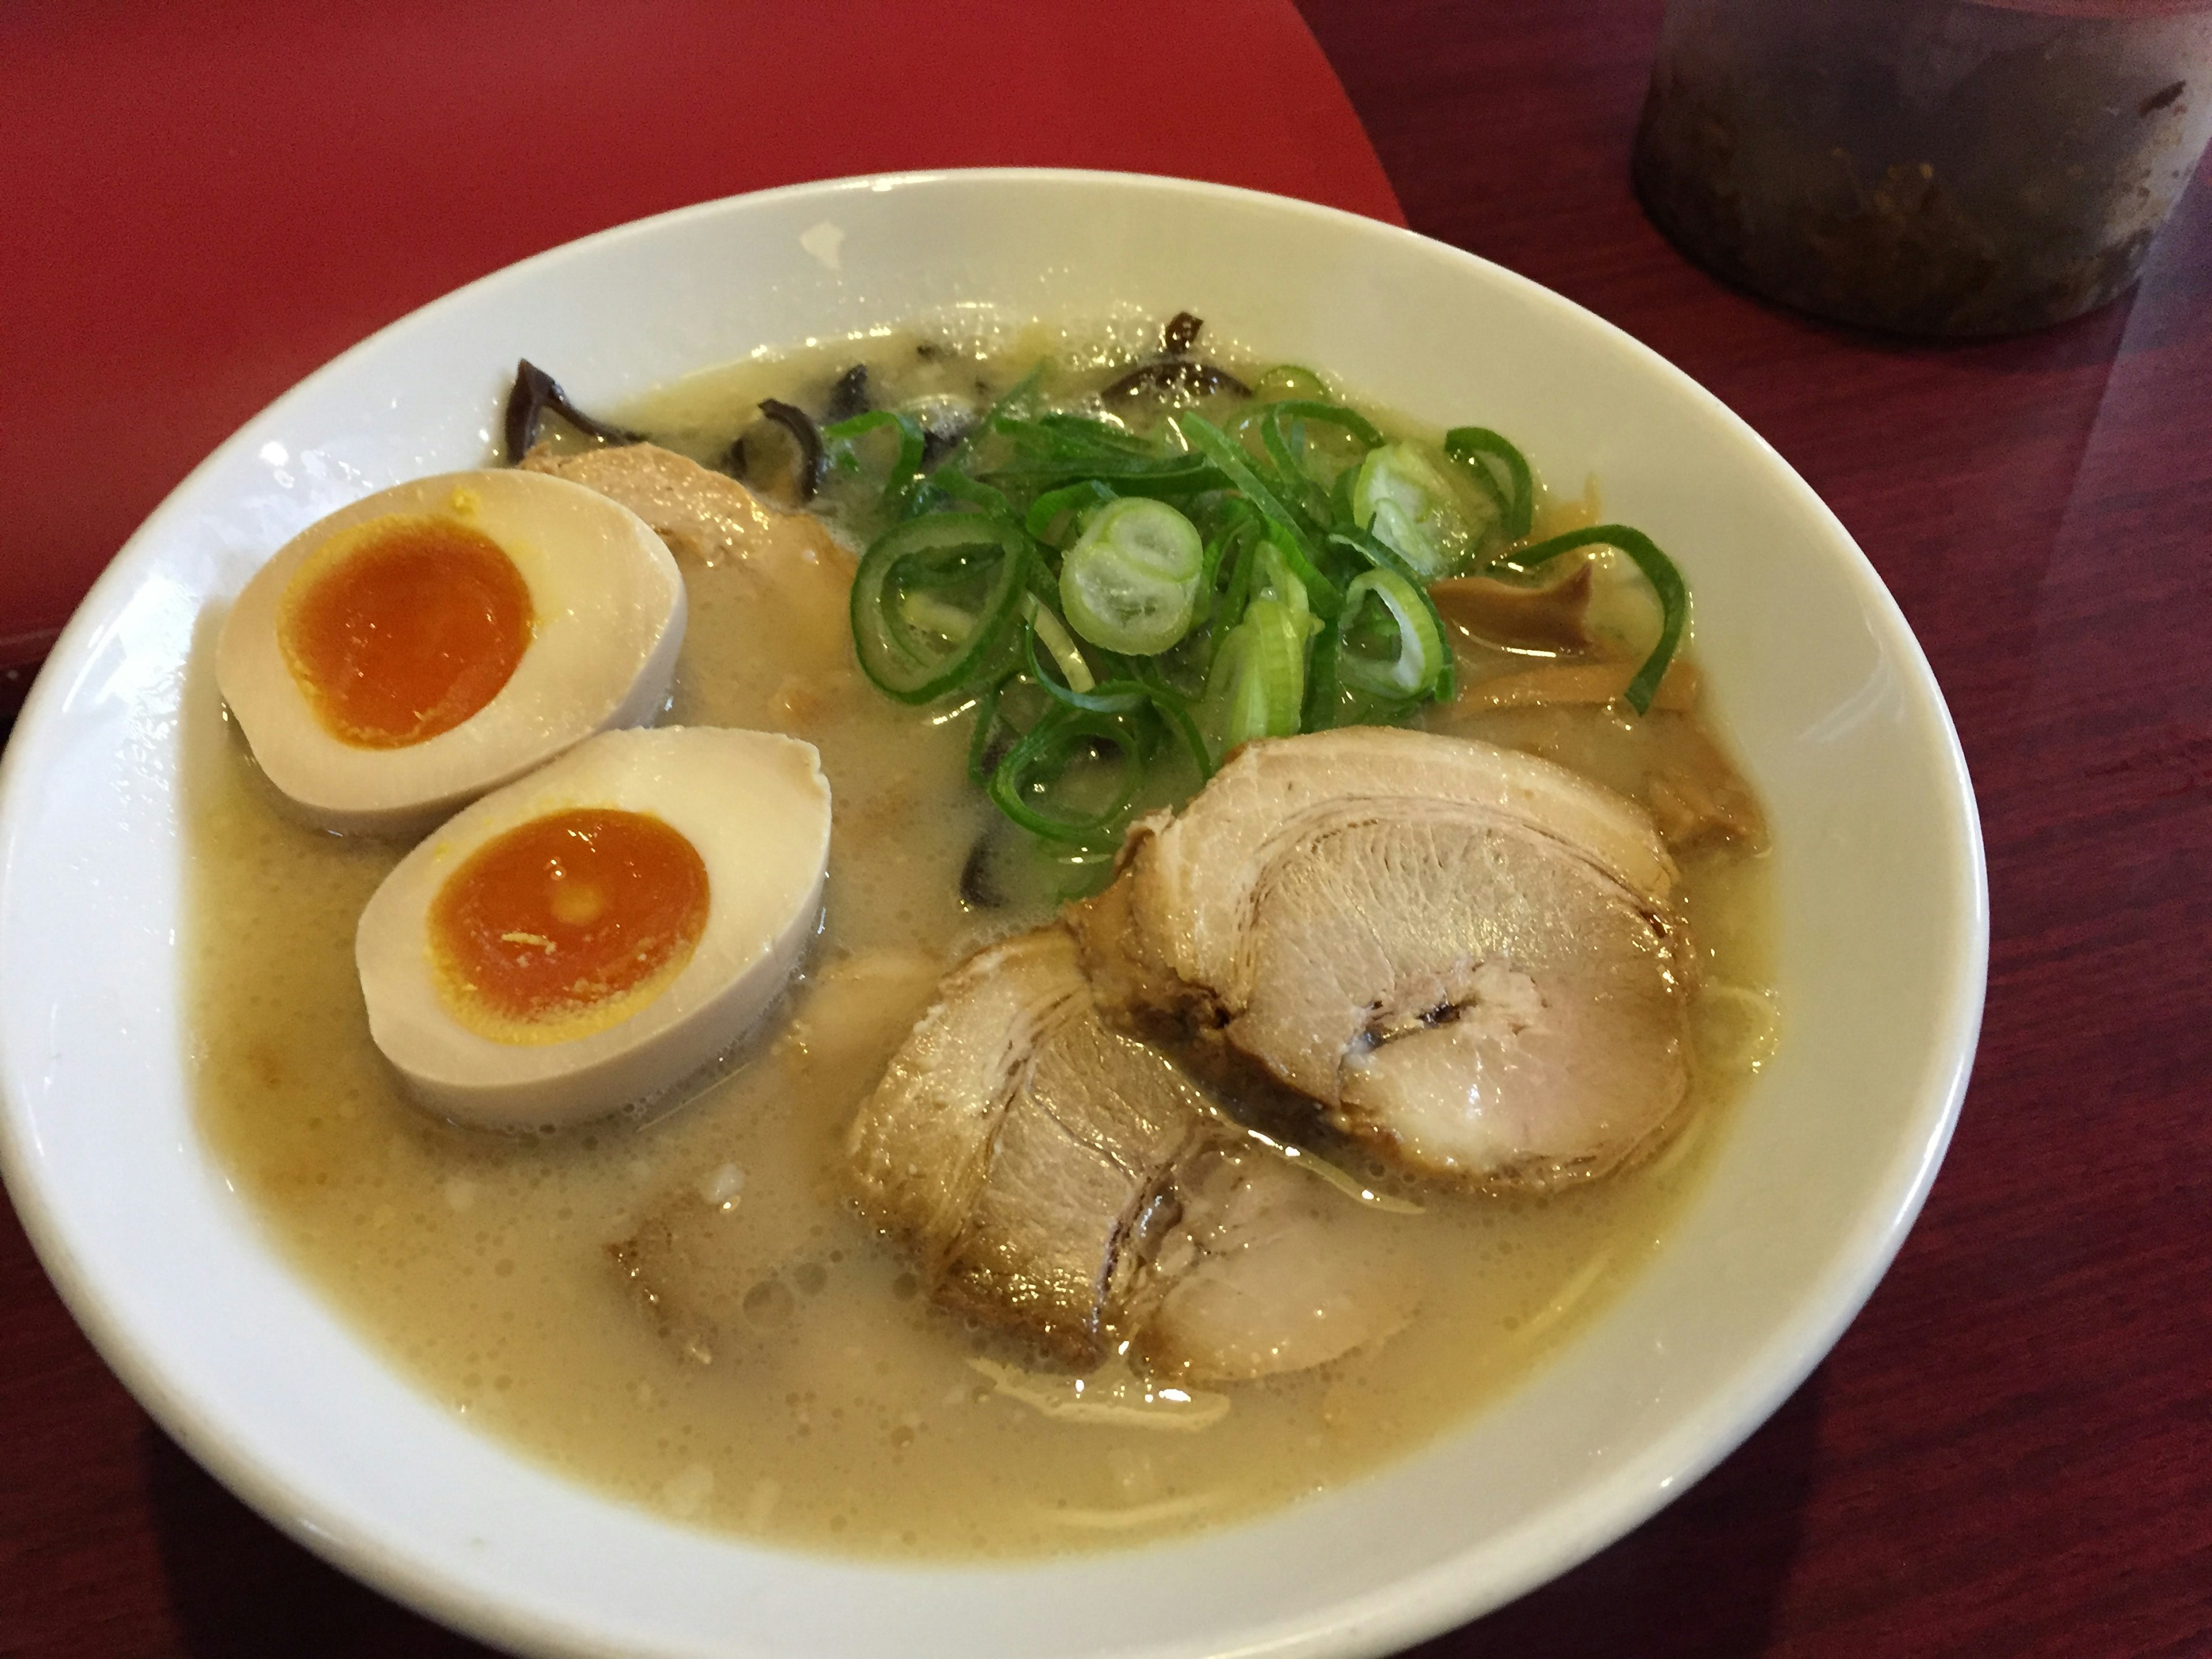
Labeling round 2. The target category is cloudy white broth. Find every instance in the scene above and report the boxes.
[187,322,1776,1557]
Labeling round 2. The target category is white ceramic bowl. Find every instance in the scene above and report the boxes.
[0,171,1985,1659]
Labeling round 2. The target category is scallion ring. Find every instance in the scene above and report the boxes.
[1252,399,1385,454]
[1349,442,1472,580]
[1500,524,1687,714]
[1123,656,1216,779]
[1252,365,1330,402]
[1022,594,1097,693]
[1442,427,1535,543]
[1202,595,1310,755]
[1023,479,1117,546]
[850,512,1031,704]
[1325,525,1459,701]
[1176,415,1344,618]
[820,409,926,505]
[985,707,1143,845]
[1058,497,1206,655]
[1335,568,1449,698]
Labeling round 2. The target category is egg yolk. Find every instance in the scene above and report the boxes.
[429,809,710,1045]
[279,512,535,749]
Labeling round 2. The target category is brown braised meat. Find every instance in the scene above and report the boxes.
[523,440,852,573]
[1069,728,1695,1193]
[846,925,1412,1380]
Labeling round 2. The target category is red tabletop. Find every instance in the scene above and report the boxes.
[0,0,1399,690]
[6,2,2211,1656]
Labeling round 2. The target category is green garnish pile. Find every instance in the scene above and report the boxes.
[831,361,1685,862]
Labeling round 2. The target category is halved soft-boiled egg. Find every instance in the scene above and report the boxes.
[217,468,684,833]
[355,726,832,1128]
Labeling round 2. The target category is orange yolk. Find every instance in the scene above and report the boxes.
[429,809,710,1044]
[279,513,534,748]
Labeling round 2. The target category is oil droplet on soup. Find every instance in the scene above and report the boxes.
[279,512,535,748]
[188,325,1773,1560]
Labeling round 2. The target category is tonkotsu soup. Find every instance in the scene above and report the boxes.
[187,320,1778,1558]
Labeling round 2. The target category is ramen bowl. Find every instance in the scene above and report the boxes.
[0,170,1984,1659]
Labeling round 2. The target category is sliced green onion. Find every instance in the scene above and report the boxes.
[1123,655,1215,779]
[1255,520,1343,629]
[1203,595,1310,755]
[1177,411,1291,517]
[1017,637,1212,781]
[850,512,1031,703]
[965,364,1045,450]
[986,707,1142,845]
[1443,427,1534,542]
[1022,594,1096,693]
[1175,415,1343,618]
[989,411,1221,495]
[1023,479,1116,546]
[1206,515,1262,668]
[1350,443,1472,579]
[1059,497,1205,655]
[932,467,1017,518]
[1328,460,1359,531]
[820,409,926,504]
[1252,365,1330,402]
[1335,568,1448,698]
[1249,400,1385,528]
[1501,524,1687,714]
[1254,399,1384,453]
[1251,530,1315,620]
[899,589,978,643]
[1190,524,1230,628]
[914,364,1047,508]
[996,454,1218,496]
[1026,637,1147,715]
[1245,405,1343,527]
[1325,526,1457,702]
[1302,611,1343,730]
[1036,411,1149,447]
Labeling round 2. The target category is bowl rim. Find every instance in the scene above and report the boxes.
[0,165,1989,1659]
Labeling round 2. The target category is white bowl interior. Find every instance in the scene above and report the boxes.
[0,172,1984,1659]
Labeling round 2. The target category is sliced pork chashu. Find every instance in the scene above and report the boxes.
[1070,728,1694,1192]
[1124,1139,1417,1385]
[527,441,863,735]
[523,441,853,574]
[846,925,1412,1380]
[847,926,1205,1368]
[611,950,947,1365]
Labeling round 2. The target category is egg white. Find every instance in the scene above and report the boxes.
[216,468,685,834]
[355,726,832,1128]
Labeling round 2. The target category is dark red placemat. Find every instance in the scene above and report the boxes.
[0,0,1400,689]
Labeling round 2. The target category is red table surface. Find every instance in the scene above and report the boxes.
[0,0,1400,685]
[7,2,2212,1657]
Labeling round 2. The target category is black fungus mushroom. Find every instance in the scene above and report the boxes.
[730,398,824,506]
[1101,312,1251,405]
[919,418,972,469]
[825,365,872,423]
[958,834,1007,911]
[504,360,644,463]
[1161,310,1205,356]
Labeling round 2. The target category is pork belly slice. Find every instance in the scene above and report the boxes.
[1126,1140,1418,1385]
[846,925,1412,1379]
[523,441,853,573]
[1069,728,1694,1192]
[611,951,948,1365]
[846,926,1202,1368]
